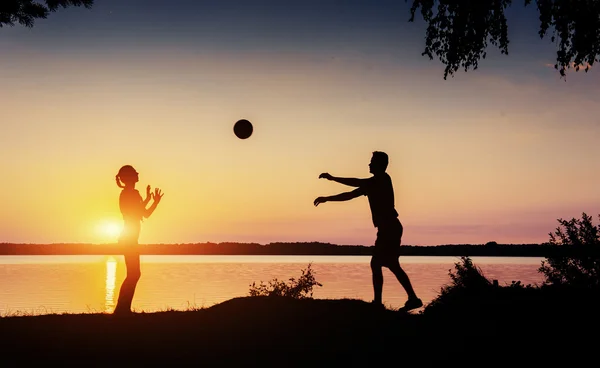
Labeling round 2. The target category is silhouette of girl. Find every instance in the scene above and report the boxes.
[113,165,163,315]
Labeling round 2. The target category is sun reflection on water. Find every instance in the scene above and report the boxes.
[105,256,117,313]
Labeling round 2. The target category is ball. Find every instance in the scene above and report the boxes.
[233,119,253,139]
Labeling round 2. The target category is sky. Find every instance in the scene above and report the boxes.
[0,0,599,246]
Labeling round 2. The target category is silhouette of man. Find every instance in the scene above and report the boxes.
[314,151,423,311]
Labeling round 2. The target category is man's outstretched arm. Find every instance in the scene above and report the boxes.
[314,188,363,206]
[319,173,370,187]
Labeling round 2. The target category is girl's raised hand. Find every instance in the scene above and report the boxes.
[153,188,164,203]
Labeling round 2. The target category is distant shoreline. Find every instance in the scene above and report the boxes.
[0,241,586,257]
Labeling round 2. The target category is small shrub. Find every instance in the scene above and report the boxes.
[539,212,600,288]
[446,256,491,290]
[249,263,323,299]
[423,256,492,313]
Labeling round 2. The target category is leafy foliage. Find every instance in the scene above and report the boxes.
[441,256,492,292]
[539,212,600,288]
[0,0,93,28]
[422,256,542,319]
[423,256,492,312]
[249,263,323,299]
[408,0,600,79]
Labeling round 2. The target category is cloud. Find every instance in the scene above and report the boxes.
[544,61,593,71]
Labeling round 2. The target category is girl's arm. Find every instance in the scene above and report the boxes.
[142,185,152,206]
[143,188,164,219]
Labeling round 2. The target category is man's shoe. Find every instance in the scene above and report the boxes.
[400,297,423,312]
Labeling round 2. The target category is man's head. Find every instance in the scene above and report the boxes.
[369,151,388,174]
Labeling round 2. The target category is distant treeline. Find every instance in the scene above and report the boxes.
[0,241,595,257]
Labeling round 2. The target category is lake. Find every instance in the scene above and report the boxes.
[0,255,546,315]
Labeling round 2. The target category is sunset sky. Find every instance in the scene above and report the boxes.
[1,0,599,246]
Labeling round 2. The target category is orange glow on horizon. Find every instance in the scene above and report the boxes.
[0,50,599,246]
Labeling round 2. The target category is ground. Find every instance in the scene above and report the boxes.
[1,290,597,366]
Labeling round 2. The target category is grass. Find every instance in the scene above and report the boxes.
[0,300,206,318]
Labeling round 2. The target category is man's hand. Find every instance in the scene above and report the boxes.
[146,185,152,198]
[319,173,333,180]
[314,197,327,207]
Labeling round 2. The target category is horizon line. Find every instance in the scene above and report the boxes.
[0,241,546,247]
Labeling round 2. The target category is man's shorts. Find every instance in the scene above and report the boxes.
[372,219,403,267]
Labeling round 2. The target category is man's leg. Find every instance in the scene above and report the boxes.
[388,260,418,300]
[370,256,384,305]
[387,220,422,310]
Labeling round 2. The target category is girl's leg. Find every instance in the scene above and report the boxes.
[114,252,141,314]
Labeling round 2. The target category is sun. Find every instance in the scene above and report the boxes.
[97,220,122,242]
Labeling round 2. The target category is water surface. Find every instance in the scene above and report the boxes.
[0,255,545,315]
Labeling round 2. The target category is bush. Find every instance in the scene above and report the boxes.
[440,255,492,292]
[248,263,323,299]
[423,256,492,313]
[539,212,600,288]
